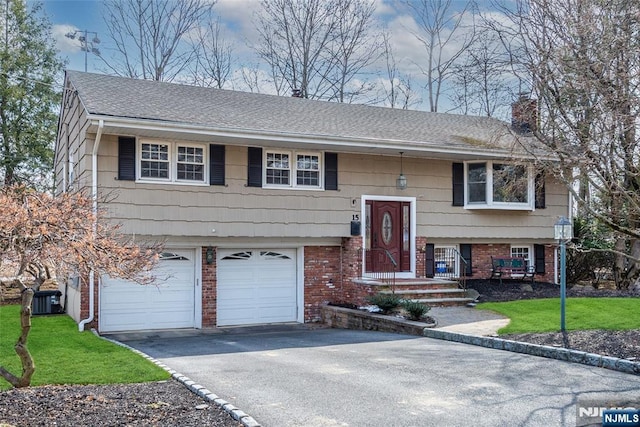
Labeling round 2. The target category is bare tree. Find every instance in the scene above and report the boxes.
[326,0,381,103]
[404,0,477,112]
[190,17,234,89]
[254,0,337,98]
[494,0,640,289]
[102,0,215,82]
[449,28,515,117]
[379,31,420,109]
[254,0,381,101]
[234,63,264,93]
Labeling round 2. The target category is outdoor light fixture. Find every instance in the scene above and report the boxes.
[554,216,572,332]
[65,29,100,72]
[554,216,573,241]
[396,152,407,190]
[206,246,214,264]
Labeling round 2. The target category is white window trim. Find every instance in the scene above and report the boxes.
[434,245,460,278]
[464,161,534,210]
[510,245,533,277]
[137,139,209,186]
[263,149,323,190]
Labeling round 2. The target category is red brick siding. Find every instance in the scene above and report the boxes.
[201,246,217,327]
[461,243,555,283]
[340,236,372,305]
[415,236,428,278]
[303,246,341,322]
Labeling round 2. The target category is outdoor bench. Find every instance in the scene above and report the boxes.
[489,257,535,285]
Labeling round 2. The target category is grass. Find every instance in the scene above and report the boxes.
[477,297,640,335]
[0,305,169,391]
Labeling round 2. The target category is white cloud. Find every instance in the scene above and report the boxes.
[52,24,81,54]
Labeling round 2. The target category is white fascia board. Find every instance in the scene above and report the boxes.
[86,115,548,160]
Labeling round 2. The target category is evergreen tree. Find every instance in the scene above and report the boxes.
[0,0,63,189]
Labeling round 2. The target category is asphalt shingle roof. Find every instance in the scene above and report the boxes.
[66,70,521,152]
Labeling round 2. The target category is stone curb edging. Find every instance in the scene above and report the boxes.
[422,328,640,376]
[93,330,262,427]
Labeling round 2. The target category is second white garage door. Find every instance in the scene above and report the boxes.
[217,249,298,326]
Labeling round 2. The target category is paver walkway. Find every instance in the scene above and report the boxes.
[430,306,510,335]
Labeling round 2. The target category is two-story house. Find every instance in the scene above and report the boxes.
[55,71,568,333]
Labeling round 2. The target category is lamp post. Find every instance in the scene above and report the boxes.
[554,216,572,332]
[65,30,100,72]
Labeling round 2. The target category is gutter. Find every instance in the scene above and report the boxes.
[85,116,557,162]
[79,119,104,331]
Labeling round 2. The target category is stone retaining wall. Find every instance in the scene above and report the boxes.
[320,305,435,336]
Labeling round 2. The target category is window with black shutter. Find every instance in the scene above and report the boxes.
[209,144,225,186]
[247,147,263,187]
[325,152,338,190]
[425,244,435,278]
[452,163,464,206]
[460,244,473,276]
[534,244,545,274]
[118,136,136,181]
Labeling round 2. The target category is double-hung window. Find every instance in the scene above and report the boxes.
[141,142,170,179]
[265,150,321,189]
[266,152,291,185]
[511,246,533,275]
[138,140,207,184]
[465,161,533,209]
[176,145,205,181]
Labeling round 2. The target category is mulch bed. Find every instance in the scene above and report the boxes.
[466,279,640,361]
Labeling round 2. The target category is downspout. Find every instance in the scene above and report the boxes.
[79,120,104,331]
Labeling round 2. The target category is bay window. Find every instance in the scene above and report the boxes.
[465,161,533,209]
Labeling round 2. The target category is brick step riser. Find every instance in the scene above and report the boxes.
[423,300,472,307]
[387,292,468,300]
[385,284,461,291]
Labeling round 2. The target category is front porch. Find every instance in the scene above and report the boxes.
[353,277,476,307]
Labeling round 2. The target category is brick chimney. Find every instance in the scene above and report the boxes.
[511,94,537,134]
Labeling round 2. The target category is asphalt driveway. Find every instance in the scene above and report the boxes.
[115,326,640,427]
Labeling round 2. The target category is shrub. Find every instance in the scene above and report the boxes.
[366,293,401,314]
[402,300,431,321]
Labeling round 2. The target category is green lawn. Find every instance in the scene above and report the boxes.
[477,297,640,335]
[0,305,169,391]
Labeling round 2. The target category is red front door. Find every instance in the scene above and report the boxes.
[365,200,410,273]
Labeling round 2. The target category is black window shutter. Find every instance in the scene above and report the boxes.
[534,244,545,274]
[535,172,546,209]
[325,152,338,190]
[460,244,473,276]
[452,163,464,206]
[209,144,225,186]
[425,244,435,278]
[247,147,263,187]
[118,136,136,181]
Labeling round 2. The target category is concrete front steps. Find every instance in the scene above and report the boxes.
[359,277,475,307]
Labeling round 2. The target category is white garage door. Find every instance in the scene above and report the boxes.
[217,249,298,326]
[99,249,196,332]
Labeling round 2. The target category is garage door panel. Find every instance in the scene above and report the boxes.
[217,249,298,326]
[100,249,196,332]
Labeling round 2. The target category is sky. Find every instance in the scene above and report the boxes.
[35,0,505,115]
